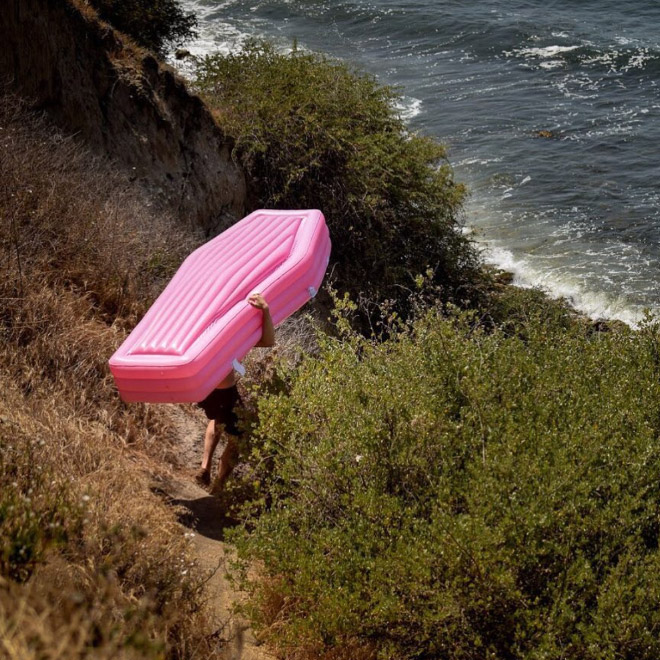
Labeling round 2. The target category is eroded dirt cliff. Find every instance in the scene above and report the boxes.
[0,0,246,232]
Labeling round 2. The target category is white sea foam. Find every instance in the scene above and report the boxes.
[477,243,647,326]
[395,97,423,120]
[615,36,634,46]
[457,156,504,167]
[623,49,652,71]
[539,60,565,70]
[507,43,655,76]
[168,0,262,70]
[516,45,580,58]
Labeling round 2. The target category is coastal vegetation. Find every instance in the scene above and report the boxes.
[194,42,483,323]
[231,299,660,660]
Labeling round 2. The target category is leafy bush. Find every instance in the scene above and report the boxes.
[195,42,483,322]
[87,0,197,56]
[482,282,583,338]
[231,303,660,660]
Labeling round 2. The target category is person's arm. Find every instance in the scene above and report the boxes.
[248,292,275,347]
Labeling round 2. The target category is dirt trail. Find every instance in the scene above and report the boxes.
[155,406,274,660]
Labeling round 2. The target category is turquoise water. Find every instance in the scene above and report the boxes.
[176,0,660,323]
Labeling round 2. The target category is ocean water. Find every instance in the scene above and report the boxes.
[175,0,660,324]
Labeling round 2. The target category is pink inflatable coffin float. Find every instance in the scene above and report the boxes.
[109,209,331,403]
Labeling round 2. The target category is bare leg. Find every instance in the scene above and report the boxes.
[201,420,220,472]
[210,434,239,495]
[195,420,219,486]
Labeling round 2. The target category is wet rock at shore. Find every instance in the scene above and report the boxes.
[493,270,515,286]
[589,318,629,334]
[534,129,559,139]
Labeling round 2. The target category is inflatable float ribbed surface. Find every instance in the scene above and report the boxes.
[109,209,331,402]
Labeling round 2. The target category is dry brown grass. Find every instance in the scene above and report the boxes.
[0,90,325,658]
[0,93,199,446]
[68,0,150,64]
[0,94,223,658]
[0,382,210,659]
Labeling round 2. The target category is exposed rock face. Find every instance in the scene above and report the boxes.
[0,0,246,233]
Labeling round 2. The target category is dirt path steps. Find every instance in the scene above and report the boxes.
[156,406,274,660]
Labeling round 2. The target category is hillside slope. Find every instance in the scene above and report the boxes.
[0,84,275,658]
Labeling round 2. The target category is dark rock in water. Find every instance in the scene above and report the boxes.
[489,172,517,186]
[592,319,611,333]
[0,0,246,234]
[534,130,557,139]
[175,49,191,60]
[493,270,515,286]
[590,318,629,334]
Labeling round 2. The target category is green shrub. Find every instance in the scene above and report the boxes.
[231,306,660,660]
[195,42,482,323]
[88,0,197,56]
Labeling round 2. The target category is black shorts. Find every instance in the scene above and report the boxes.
[197,385,243,436]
